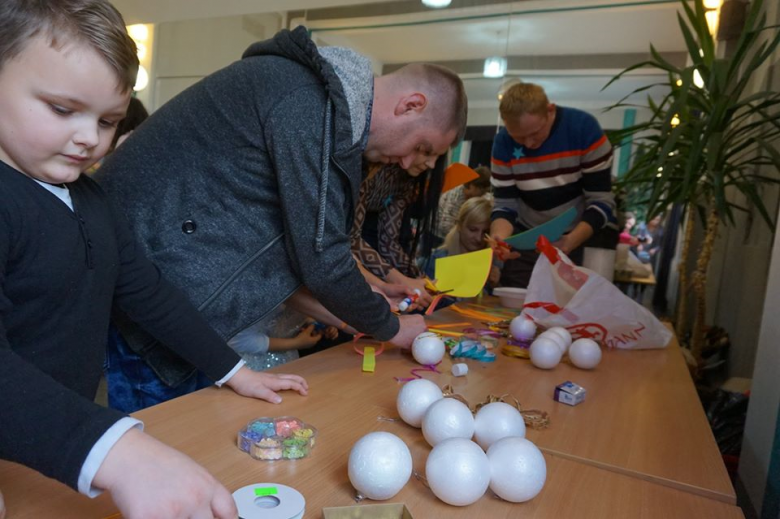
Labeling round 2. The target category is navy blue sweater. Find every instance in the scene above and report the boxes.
[0,161,239,489]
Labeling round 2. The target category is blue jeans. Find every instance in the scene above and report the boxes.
[105,325,212,413]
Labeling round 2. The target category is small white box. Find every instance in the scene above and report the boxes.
[554,381,586,406]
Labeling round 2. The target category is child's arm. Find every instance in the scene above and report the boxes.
[286,287,357,334]
[268,323,323,352]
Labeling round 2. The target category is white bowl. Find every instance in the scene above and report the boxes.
[493,287,528,309]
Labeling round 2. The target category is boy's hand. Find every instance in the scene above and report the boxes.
[93,429,238,519]
[0,488,5,519]
[389,314,427,349]
[293,323,323,349]
[225,367,308,404]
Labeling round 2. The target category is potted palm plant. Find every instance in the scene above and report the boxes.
[605,0,780,362]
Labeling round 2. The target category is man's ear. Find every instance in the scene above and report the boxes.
[394,93,427,116]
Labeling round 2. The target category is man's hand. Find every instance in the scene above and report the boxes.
[551,221,595,255]
[388,314,427,349]
[93,429,238,519]
[490,218,514,242]
[225,367,308,404]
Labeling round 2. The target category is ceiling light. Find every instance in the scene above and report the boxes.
[134,65,149,92]
[421,0,451,7]
[484,56,507,78]
[127,24,149,42]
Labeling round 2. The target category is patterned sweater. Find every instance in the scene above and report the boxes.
[351,164,421,278]
[491,106,615,237]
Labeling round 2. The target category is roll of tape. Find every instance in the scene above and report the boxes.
[233,483,305,519]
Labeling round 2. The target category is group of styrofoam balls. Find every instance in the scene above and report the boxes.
[510,316,602,370]
[348,378,545,507]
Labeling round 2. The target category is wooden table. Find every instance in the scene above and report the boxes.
[0,301,741,518]
[614,270,657,302]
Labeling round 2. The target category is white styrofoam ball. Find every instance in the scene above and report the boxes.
[426,438,490,506]
[412,332,445,365]
[509,316,536,341]
[545,327,572,351]
[569,338,602,370]
[487,437,547,502]
[422,397,475,447]
[537,331,567,354]
[473,402,526,450]
[396,378,443,428]
[529,337,563,369]
[348,432,413,500]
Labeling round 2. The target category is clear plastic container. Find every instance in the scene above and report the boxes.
[237,416,317,461]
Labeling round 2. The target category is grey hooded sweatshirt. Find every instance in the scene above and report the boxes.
[97,27,399,385]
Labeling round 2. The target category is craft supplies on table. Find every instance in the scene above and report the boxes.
[233,483,305,519]
[237,417,317,460]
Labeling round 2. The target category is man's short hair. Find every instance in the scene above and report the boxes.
[392,63,468,146]
[0,0,138,93]
[499,82,550,120]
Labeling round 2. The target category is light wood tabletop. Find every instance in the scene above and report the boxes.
[0,299,740,518]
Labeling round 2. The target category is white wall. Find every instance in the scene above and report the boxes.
[149,14,282,111]
[739,196,780,517]
[735,1,780,516]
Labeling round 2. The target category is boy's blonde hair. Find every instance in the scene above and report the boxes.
[441,196,493,255]
[0,0,138,93]
[499,82,550,120]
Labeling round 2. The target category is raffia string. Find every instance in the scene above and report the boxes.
[441,385,550,430]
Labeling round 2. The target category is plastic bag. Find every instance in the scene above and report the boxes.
[522,237,672,349]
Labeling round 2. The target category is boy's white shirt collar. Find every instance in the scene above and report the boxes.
[33,178,73,211]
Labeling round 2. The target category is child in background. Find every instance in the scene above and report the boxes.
[110,97,148,150]
[0,2,306,517]
[233,306,338,371]
[422,196,494,279]
[434,165,492,245]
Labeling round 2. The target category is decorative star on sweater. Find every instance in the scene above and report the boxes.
[513,147,525,159]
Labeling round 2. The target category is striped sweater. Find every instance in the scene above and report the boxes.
[491,106,615,238]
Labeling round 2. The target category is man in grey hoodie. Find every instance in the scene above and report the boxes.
[96,26,467,408]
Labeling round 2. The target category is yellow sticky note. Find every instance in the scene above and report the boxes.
[362,346,376,372]
[434,248,494,297]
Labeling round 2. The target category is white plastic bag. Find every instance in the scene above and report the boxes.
[522,237,672,349]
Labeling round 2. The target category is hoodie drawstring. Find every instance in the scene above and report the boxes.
[315,98,332,252]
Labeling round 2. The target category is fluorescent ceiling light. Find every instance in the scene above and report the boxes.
[483,56,507,78]
[421,0,451,7]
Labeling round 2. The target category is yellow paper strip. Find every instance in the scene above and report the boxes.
[428,328,465,337]
[450,305,500,321]
[362,346,376,372]
[426,322,471,328]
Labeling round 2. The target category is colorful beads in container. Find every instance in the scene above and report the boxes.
[237,416,317,461]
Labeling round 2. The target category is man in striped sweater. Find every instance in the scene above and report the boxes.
[490,82,616,287]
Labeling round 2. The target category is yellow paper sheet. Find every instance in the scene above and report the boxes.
[434,248,493,297]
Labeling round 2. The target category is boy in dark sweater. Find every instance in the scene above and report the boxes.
[0,1,307,517]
